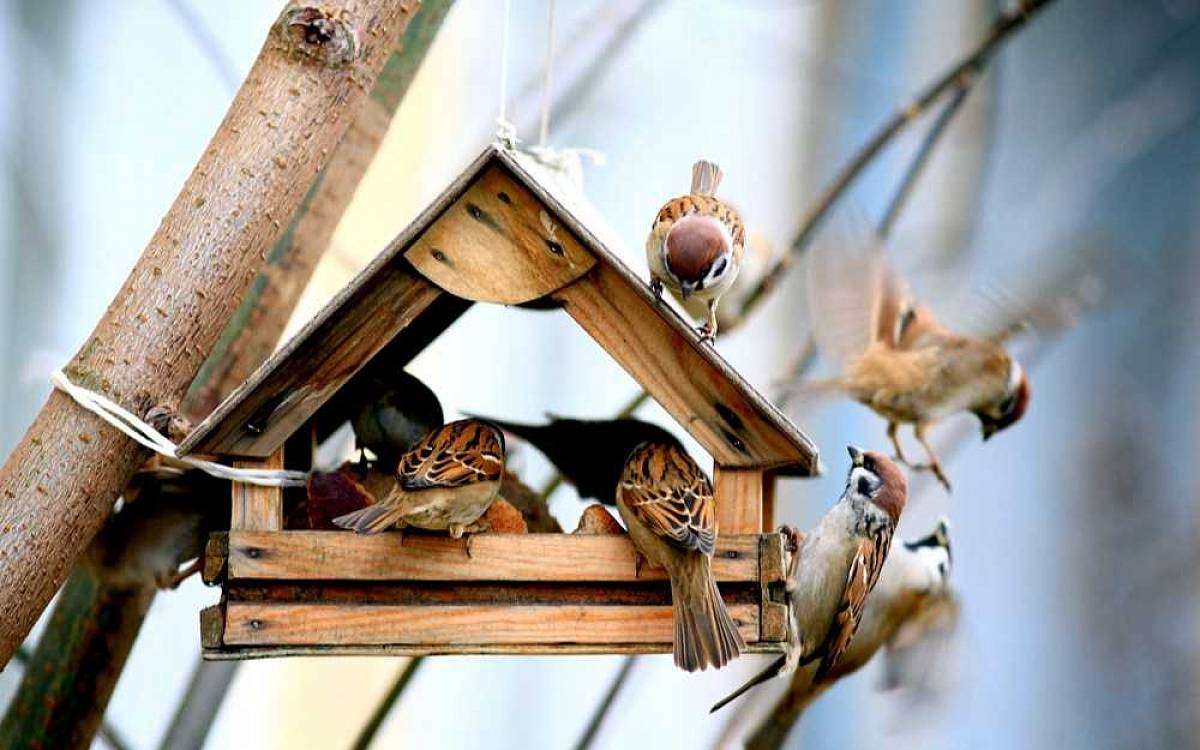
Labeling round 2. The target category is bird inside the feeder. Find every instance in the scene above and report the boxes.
[616,440,745,672]
[332,419,506,538]
[798,226,1031,491]
[315,368,445,470]
[711,446,907,712]
[646,159,746,342]
[476,414,682,504]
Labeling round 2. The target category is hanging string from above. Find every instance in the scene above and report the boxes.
[493,0,605,190]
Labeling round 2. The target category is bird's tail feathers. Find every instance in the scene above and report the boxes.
[332,501,406,535]
[672,556,745,673]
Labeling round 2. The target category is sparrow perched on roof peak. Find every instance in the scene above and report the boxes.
[333,419,505,537]
[617,441,745,672]
[646,159,745,342]
[476,414,682,504]
[711,446,906,712]
[804,230,1030,490]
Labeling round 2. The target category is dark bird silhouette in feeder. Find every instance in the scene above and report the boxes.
[316,369,444,468]
[477,415,682,504]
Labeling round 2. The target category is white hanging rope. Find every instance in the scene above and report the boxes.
[537,0,556,148]
[495,0,518,148]
[50,369,308,488]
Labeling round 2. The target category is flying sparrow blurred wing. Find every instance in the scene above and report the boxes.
[882,590,961,693]
[398,419,505,491]
[618,443,716,555]
[807,222,912,368]
[812,529,891,683]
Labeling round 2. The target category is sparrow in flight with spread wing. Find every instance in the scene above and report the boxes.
[617,441,745,672]
[646,159,745,342]
[711,446,906,712]
[805,232,1030,490]
[333,419,505,537]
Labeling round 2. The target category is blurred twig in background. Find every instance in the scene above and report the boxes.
[573,656,640,750]
[731,0,1057,327]
[351,657,425,750]
[157,659,240,750]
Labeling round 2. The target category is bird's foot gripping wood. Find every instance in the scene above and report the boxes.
[695,324,716,345]
[452,519,492,558]
[651,276,664,301]
[160,559,202,590]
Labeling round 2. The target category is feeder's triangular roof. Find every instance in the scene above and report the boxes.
[179,145,818,476]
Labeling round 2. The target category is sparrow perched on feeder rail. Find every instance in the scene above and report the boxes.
[333,419,505,538]
[646,159,745,341]
[711,446,907,712]
[477,414,682,503]
[616,441,745,672]
[804,232,1031,491]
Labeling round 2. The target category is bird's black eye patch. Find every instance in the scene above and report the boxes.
[857,476,871,495]
[712,257,727,276]
[862,455,876,472]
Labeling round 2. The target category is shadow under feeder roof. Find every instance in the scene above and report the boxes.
[185,144,818,659]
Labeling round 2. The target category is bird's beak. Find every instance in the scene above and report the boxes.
[847,445,864,467]
[680,282,695,299]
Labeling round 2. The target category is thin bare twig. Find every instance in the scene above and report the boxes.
[351,657,424,750]
[733,0,1057,324]
[573,656,639,750]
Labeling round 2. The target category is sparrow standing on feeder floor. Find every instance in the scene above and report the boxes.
[711,446,907,712]
[646,160,745,342]
[333,419,505,538]
[803,231,1031,491]
[616,441,745,672]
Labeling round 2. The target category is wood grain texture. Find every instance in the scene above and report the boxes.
[223,602,760,646]
[230,449,284,531]
[183,0,456,419]
[0,0,420,664]
[762,470,778,531]
[228,531,765,582]
[407,165,596,304]
[713,466,765,534]
[180,261,450,457]
[554,262,806,472]
[182,147,818,476]
[204,641,787,660]
[202,533,229,585]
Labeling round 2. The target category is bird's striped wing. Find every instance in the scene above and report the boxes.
[619,442,716,555]
[398,419,505,491]
[813,526,892,682]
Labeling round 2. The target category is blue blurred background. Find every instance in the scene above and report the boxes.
[1,1,1198,748]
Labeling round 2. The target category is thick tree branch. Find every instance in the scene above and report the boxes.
[0,0,420,665]
[183,0,457,419]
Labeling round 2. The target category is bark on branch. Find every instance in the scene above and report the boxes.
[0,0,421,665]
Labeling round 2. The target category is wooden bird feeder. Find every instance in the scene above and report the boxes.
[183,144,819,660]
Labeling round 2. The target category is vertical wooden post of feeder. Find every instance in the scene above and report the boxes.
[712,466,764,534]
[230,447,285,531]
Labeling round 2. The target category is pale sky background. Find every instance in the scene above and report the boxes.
[1,1,1198,748]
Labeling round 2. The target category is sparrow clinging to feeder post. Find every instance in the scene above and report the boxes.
[711,446,907,712]
[616,440,745,672]
[803,231,1031,491]
[646,159,745,342]
[333,419,505,539]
